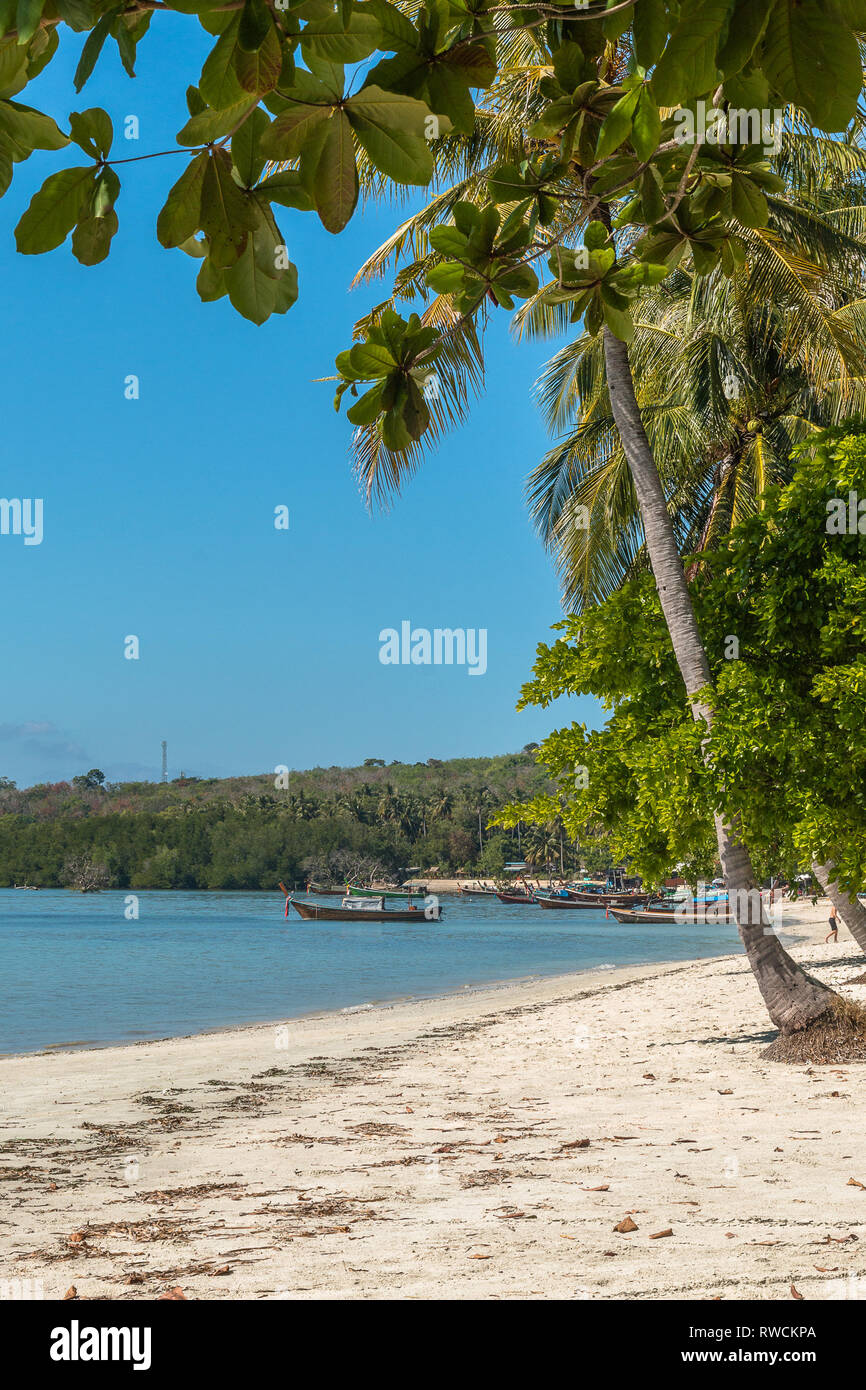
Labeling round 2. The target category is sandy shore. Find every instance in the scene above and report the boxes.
[2,899,865,1301]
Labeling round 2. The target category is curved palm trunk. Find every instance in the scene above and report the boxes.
[812,861,866,954]
[603,328,832,1032]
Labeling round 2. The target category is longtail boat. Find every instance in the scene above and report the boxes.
[291,896,441,923]
[608,905,733,924]
[535,894,611,910]
[348,883,427,900]
[495,890,538,904]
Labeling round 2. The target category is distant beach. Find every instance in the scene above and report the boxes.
[2,898,864,1301]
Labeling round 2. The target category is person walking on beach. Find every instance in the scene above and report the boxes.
[826,906,839,944]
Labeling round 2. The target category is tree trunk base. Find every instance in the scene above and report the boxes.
[762,996,866,1063]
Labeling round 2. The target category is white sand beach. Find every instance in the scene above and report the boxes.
[2,899,865,1301]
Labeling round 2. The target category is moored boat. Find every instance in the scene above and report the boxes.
[535,894,610,910]
[609,905,733,924]
[291,895,441,923]
[495,890,538,904]
[348,883,427,900]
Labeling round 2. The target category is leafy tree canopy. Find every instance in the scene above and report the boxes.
[1,0,864,348]
[498,427,866,893]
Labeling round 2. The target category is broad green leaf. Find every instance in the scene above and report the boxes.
[15,0,45,46]
[54,0,94,31]
[255,169,314,210]
[15,164,94,252]
[0,37,28,98]
[68,106,113,159]
[652,0,731,106]
[176,96,257,145]
[716,0,772,75]
[347,382,386,426]
[0,98,68,152]
[71,207,118,264]
[233,21,282,94]
[345,85,432,183]
[301,12,381,63]
[313,109,358,233]
[630,88,661,161]
[730,171,769,227]
[197,254,227,302]
[762,0,861,131]
[73,11,113,93]
[237,0,271,52]
[595,87,640,160]
[199,148,258,266]
[633,0,667,68]
[259,100,332,159]
[224,234,279,323]
[200,20,246,110]
[157,150,209,248]
[231,106,269,186]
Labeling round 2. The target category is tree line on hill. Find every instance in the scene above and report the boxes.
[0,753,612,890]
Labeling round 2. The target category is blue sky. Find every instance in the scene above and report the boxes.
[1,20,597,786]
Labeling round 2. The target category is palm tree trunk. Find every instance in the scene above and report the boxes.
[603,327,832,1032]
[812,861,866,953]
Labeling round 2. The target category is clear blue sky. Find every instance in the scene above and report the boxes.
[1,21,597,786]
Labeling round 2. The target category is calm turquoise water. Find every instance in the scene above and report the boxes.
[0,889,744,1055]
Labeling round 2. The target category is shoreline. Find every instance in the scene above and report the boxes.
[1,956,713,1063]
[4,900,865,1301]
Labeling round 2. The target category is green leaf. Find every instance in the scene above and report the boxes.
[258,100,333,159]
[346,381,386,426]
[716,0,772,75]
[0,99,68,151]
[630,88,661,161]
[633,0,667,68]
[231,106,269,186]
[601,297,634,342]
[196,254,227,302]
[301,12,381,64]
[176,96,258,145]
[595,86,640,160]
[255,169,314,210]
[730,171,769,227]
[15,164,94,252]
[762,0,861,131]
[0,37,28,97]
[157,150,209,248]
[71,207,118,264]
[15,0,44,44]
[224,234,279,323]
[73,11,113,93]
[345,85,432,184]
[313,109,358,233]
[199,148,258,266]
[233,22,282,94]
[68,106,113,159]
[651,0,731,106]
[200,20,246,110]
[237,0,271,52]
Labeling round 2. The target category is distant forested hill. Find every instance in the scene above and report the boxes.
[0,753,578,889]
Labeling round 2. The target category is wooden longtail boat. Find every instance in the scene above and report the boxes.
[495,891,538,904]
[348,884,427,900]
[567,890,651,906]
[291,897,441,923]
[608,905,733,924]
[535,894,611,910]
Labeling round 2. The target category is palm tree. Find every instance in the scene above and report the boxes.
[341,25,866,1038]
[526,263,866,609]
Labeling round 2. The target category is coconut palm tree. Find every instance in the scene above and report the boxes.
[340,24,866,1040]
